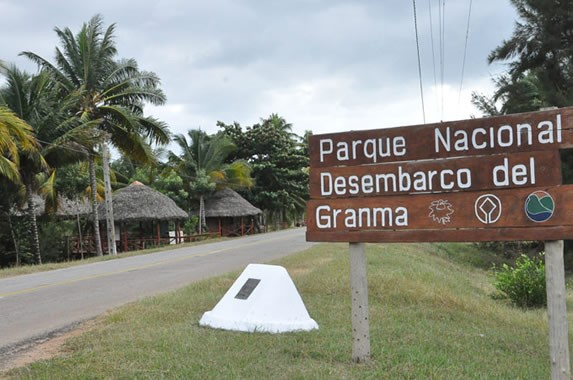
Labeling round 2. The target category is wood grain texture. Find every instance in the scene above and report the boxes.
[306,226,573,243]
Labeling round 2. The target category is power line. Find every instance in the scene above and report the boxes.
[428,0,439,115]
[413,0,426,123]
[439,0,446,120]
[458,0,473,110]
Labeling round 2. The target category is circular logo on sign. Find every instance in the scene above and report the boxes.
[474,194,502,224]
[524,191,555,223]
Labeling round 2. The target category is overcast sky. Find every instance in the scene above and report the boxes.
[1,1,517,139]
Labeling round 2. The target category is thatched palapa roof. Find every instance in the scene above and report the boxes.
[194,188,262,218]
[12,195,91,218]
[98,181,188,222]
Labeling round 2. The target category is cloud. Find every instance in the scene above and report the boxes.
[0,0,518,141]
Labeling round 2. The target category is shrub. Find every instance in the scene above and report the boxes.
[492,253,546,308]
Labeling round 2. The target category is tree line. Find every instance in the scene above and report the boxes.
[2,0,571,267]
[0,15,309,267]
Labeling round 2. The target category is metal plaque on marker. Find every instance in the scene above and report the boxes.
[235,278,261,300]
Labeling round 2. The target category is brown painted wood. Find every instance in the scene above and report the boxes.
[306,226,573,243]
[310,107,573,168]
[306,185,573,241]
[310,150,561,198]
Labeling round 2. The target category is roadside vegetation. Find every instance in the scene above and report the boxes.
[5,242,571,379]
[0,15,308,268]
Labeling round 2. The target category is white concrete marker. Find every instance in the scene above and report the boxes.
[199,264,319,333]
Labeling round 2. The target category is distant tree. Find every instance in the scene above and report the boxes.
[218,114,309,228]
[112,150,190,211]
[471,71,545,116]
[169,130,252,233]
[488,0,573,108]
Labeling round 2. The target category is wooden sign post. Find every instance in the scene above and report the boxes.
[349,242,370,362]
[545,240,570,379]
[307,107,573,372]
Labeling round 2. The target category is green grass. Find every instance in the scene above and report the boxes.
[5,242,571,379]
[0,237,227,279]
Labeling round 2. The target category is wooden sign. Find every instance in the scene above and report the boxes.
[310,107,573,168]
[307,107,573,243]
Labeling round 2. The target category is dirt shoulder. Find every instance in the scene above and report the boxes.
[0,319,96,374]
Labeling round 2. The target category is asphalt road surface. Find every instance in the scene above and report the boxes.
[0,228,314,357]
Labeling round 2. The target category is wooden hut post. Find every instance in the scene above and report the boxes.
[241,217,244,236]
[122,223,128,252]
[176,220,181,244]
[218,219,222,237]
[156,221,161,246]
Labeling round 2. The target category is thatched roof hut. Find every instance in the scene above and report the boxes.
[94,182,188,253]
[192,188,261,236]
[199,188,262,218]
[97,181,188,222]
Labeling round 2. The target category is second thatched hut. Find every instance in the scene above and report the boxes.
[97,181,188,251]
[193,188,262,236]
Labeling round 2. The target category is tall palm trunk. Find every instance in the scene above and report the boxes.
[102,143,117,255]
[199,195,206,234]
[8,213,21,266]
[88,154,103,256]
[26,183,41,264]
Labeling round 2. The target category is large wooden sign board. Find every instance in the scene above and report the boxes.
[307,107,573,243]
[307,107,572,376]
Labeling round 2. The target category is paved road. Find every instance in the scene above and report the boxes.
[0,228,314,355]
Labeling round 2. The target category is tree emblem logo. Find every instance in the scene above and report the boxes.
[524,190,555,222]
[428,199,454,224]
[474,194,502,224]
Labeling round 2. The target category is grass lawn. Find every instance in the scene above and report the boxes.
[5,242,571,379]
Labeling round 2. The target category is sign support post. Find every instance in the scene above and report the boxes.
[545,240,570,380]
[349,242,370,363]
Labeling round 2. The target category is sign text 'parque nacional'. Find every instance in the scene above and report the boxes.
[306,107,573,242]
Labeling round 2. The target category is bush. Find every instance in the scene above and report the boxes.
[492,253,546,308]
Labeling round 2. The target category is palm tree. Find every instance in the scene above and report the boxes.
[0,63,94,264]
[0,105,38,184]
[0,104,41,264]
[170,130,253,233]
[22,14,170,256]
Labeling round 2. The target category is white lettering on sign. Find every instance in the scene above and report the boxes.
[492,157,536,187]
[320,166,472,196]
[315,205,408,228]
[434,114,562,153]
[318,136,407,163]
